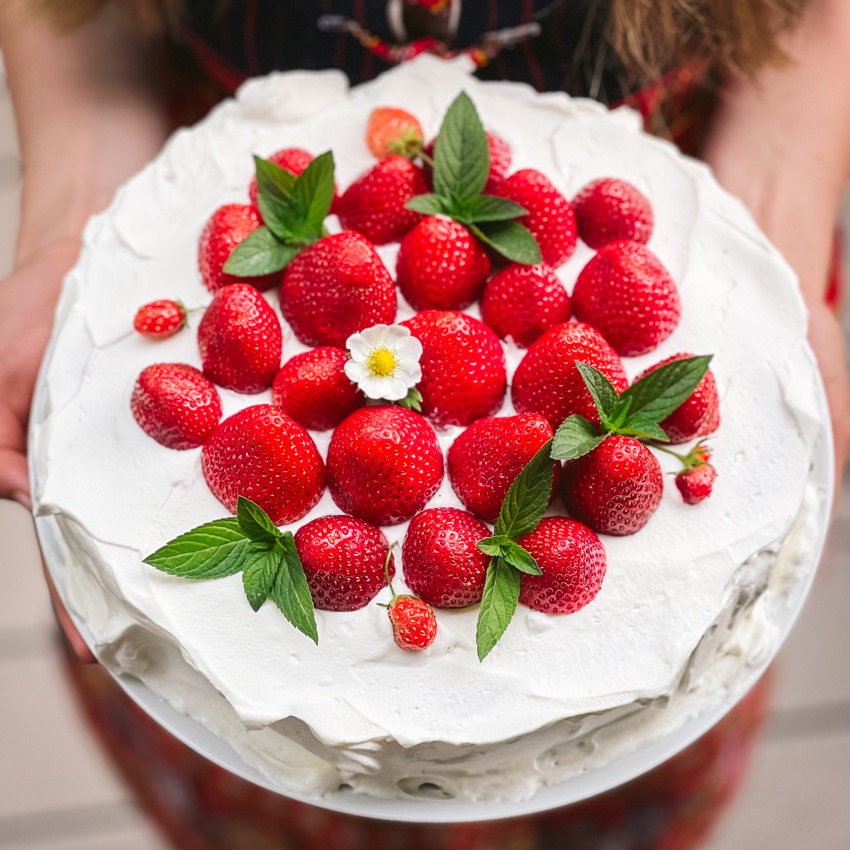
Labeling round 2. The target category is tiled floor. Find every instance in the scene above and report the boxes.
[1,58,849,850]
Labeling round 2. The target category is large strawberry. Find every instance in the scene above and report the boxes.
[280,231,396,348]
[197,283,282,393]
[571,240,680,356]
[448,413,555,523]
[402,507,490,608]
[335,156,427,245]
[634,353,720,443]
[517,517,606,614]
[512,322,628,429]
[572,177,653,249]
[480,263,570,347]
[294,515,392,611]
[131,363,221,449]
[201,404,325,525]
[401,310,507,427]
[561,435,663,535]
[396,216,491,311]
[272,347,364,431]
[490,169,577,267]
[325,406,444,526]
[198,204,279,293]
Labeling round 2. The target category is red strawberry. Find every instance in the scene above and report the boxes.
[562,435,663,535]
[326,406,444,526]
[365,107,424,160]
[294,515,392,611]
[512,321,628,429]
[201,404,324,525]
[335,156,427,245]
[676,462,717,505]
[133,299,186,339]
[198,203,279,293]
[272,347,364,431]
[490,169,577,268]
[280,231,397,348]
[635,353,720,444]
[197,284,282,393]
[387,593,438,651]
[402,507,490,608]
[422,131,511,193]
[131,363,221,449]
[396,216,491,311]
[400,311,507,427]
[480,263,570,347]
[448,413,555,523]
[572,178,653,249]
[571,241,680,356]
[248,147,314,206]
[517,517,606,614]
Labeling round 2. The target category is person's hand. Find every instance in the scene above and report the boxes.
[0,238,83,505]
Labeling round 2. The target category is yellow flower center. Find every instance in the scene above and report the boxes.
[366,347,397,378]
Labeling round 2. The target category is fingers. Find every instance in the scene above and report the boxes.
[0,448,30,508]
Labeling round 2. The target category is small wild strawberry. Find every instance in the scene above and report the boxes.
[133,299,186,339]
[381,546,437,651]
[365,107,425,160]
[665,442,718,505]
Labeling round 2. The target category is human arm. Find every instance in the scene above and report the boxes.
[702,0,850,481]
[0,1,171,504]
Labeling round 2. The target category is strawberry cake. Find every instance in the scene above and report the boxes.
[30,56,829,811]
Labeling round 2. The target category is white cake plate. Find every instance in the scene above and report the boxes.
[32,420,834,824]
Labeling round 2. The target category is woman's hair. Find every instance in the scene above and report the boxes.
[28,0,806,78]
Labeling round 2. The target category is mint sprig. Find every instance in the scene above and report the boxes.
[475,440,554,661]
[406,92,542,265]
[550,356,713,462]
[224,151,335,278]
[144,496,318,643]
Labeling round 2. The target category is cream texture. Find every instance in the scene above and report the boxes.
[31,57,826,804]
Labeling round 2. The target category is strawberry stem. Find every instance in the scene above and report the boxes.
[383,543,398,601]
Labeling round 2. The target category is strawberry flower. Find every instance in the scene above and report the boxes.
[345,324,423,402]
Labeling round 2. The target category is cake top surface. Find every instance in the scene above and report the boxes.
[33,56,824,753]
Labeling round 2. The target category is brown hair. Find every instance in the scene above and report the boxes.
[27,0,806,77]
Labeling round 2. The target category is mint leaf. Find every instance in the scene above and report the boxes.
[551,415,606,461]
[576,361,620,423]
[405,193,452,216]
[477,535,513,557]
[271,532,318,644]
[143,518,249,579]
[476,557,521,661]
[254,154,297,202]
[223,227,300,276]
[621,355,712,424]
[493,440,554,540]
[433,91,490,200]
[471,221,542,265]
[465,195,528,223]
[242,541,283,612]
[619,415,671,442]
[288,150,335,241]
[237,496,281,543]
[499,540,542,575]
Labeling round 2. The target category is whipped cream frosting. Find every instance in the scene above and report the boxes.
[31,56,827,805]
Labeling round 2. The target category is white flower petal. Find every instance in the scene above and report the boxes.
[359,324,393,349]
[394,363,422,385]
[344,360,369,383]
[379,377,411,401]
[394,335,423,361]
[359,375,396,400]
[346,334,372,362]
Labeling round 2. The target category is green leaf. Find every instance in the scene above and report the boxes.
[237,496,281,543]
[471,221,542,265]
[405,193,452,216]
[499,540,542,576]
[433,91,490,201]
[271,533,318,644]
[254,154,297,202]
[242,542,283,612]
[223,227,301,276]
[618,415,671,442]
[476,557,521,661]
[575,361,620,423]
[466,195,528,223]
[395,386,423,412]
[551,415,606,461]
[493,440,555,540]
[288,150,336,240]
[477,535,513,557]
[621,355,712,425]
[143,518,249,579]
